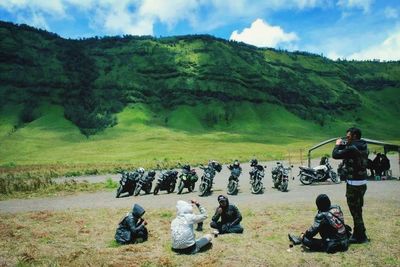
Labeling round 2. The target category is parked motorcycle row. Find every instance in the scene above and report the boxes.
[116,157,341,198]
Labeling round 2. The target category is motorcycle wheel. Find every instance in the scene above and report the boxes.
[251,181,263,194]
[134,185,141,196]
[199,182,208,197]
[273,180,280,189]
[227,180,238,195]
[116,185,123,198]
[145,185,152,194]
[153,185,160,195]
[280,180,288,192]
[299,174,313,185]
[189,183,195,193]
[330,172,341,184]
[177,181,184,194]
[168,182,176,193]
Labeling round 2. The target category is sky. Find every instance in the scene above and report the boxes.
[0,0,399,61]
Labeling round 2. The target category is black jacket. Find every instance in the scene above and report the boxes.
[115,204,147,244]
[304,205,348,241]
[332,139,368,181]
[212,202,242,226]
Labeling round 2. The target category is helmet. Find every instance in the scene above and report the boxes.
[182,164,190,171]
[250,159,258,167]
[148,170,156,177]
[316,194,331,212]
[137,167,145,174]
[233,160,240,167]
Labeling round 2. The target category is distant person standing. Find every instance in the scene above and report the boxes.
[332,127,369,243]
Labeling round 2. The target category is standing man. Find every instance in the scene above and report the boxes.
[332,127,369,244]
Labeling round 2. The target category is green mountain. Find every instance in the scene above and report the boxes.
[0,21,399,168]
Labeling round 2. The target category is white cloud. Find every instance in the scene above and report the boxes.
[89,0,202,36]
[0,0,66,16]
[229,18,298,48]
[19,11,50,30]
[337,0,374,13]
[138,0,199,28]
[348,31,400,61]
[384,7,398,19]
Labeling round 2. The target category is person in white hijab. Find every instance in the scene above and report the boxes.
[171,199,212,254]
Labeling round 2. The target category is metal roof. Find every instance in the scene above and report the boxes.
[307,137,399,167]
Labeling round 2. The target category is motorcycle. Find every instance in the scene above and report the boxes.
[250,164,265,194]
[198,161,222,197]
[153,170,178,195]
[116,170,141,198]
[177,164,198,194]
[298,159,340,185]
[271,162,292,192]
[134,170,156,196]
[227,165,242,195]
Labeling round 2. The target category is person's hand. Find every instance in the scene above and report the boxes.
[191,199,199,206]
[336,138,343,145]
[217,207,223,214]
[142,219,147,226]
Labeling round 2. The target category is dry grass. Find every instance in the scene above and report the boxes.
[0,201,399,266]
[0,178,117,200]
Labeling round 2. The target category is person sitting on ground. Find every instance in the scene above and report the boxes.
[171,199,212,254]
[380,154,390,176]
[115,203,148,244]
[210,195,244,234]
[288,194,349,253]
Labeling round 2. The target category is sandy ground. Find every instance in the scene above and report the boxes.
[0,156,399,214]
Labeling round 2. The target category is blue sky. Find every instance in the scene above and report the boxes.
[1,0,399,60]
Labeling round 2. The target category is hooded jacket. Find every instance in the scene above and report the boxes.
[211,197,242,226]
[332,139,368,181]
[171,200,207,249]
[115,204,147,244]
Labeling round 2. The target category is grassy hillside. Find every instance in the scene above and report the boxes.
[0,21,399,176]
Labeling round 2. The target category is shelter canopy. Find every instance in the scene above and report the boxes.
[307,137,400,167]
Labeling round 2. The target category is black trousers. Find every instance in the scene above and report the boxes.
[210,221,243,234]
[346,183,367,238]
[302,236,348,253]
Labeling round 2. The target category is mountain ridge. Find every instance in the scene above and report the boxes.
[0,20,399,139]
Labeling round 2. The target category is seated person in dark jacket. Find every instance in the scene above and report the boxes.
[115,203,148,244]
[288,194,349,253]
[210,195,243,234]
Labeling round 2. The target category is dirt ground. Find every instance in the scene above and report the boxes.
[1,155,398,214]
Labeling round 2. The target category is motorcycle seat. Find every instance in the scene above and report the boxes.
[299,166,315,172]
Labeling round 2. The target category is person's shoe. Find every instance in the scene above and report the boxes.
[288,234,302,245]
[349,234,369,244]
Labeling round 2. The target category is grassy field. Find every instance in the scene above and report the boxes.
[0,88,399,187]
[0,200,399,266]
